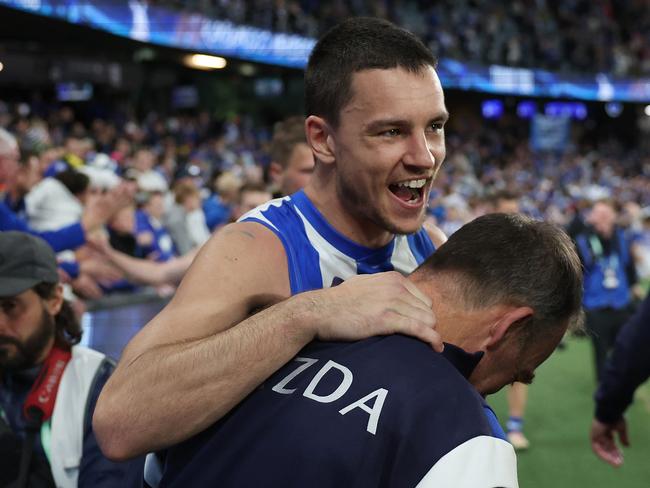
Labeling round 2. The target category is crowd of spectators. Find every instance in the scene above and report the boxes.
[154,0,650,76]
[1,98,649,310]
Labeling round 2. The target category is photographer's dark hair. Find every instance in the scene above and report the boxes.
[417,213,584,337]
[305,17,437,127]
[33,282,82,349]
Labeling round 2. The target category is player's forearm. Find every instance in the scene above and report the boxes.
[93,293,318,460]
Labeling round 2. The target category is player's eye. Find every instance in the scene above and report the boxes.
[380,128,401,137]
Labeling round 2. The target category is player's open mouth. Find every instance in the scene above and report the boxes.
[388,178,427,206]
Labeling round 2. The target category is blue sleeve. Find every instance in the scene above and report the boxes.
[0,201,86,252]
[58,261,80,279]
[78,361,145,488]
[594,294,650,424]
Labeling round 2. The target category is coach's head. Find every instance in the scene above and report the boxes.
[0,232,81,372]
[411,213,584,395]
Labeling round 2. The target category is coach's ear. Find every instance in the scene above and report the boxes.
[485,306,534,349]
[305,116,336,165]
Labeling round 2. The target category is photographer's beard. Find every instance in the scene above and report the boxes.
[0,307,55,372]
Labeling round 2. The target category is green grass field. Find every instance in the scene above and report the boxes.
[489,337,650,487]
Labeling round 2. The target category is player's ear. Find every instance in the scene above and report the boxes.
[486,306,534,348]
[305,116,335,165]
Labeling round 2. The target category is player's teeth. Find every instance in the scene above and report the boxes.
[397,179,426,189]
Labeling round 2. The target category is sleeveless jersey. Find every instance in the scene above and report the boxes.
[239,190,436,294]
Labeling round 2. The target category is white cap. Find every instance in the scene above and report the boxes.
[137,170,168,193]
[79,166,121,190]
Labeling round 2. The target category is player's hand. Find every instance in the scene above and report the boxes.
[306,271,442,352]
[590,417,629,467]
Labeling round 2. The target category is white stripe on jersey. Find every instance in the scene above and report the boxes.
[237,196,290,230]
[391,235,420,275]
[293,206,358,286]
[415,435,519,488]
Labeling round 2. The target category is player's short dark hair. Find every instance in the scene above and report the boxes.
[305,17,437,127]
[270,116,307,169]
[417,213,584,337]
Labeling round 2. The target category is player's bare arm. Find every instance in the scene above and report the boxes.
[94,223,440,460]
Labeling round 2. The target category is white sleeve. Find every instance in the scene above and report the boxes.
[415,436,519,488]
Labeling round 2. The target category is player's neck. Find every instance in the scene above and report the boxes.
[304,184,395,248]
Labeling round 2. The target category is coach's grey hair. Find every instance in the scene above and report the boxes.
[414,213,584,338]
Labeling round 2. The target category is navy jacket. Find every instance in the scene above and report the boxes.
[160,336,517,488]
[595,294,650,423]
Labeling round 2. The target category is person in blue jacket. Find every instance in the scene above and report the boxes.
[575,200,638,380]
[590,292,650,467]
[158,214,583,488]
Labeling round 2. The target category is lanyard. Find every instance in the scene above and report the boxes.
[588,234,620,270]
[588,235,605,259]
[23,346,72,423]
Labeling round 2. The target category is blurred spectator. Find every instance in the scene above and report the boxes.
[1,128,131,254]
[575,200,638,380]
[232,182,273,221]
[26,169,90,231]
[202,171,242,230]
[165,180,211,255]
[268,115,314,197]
[157,0,650,76]
[43,135,92,177]
[2,149,41,219]
[135,173,176,263]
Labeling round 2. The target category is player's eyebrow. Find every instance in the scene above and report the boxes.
[431,111,450,123]
[364,111,449,133]
[364,119,411,133]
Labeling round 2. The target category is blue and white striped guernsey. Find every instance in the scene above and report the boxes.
[239,190,436,293]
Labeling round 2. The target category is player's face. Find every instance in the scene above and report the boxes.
[281,143,314,196]
[331,67,447,235]
[0,289,56,371]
